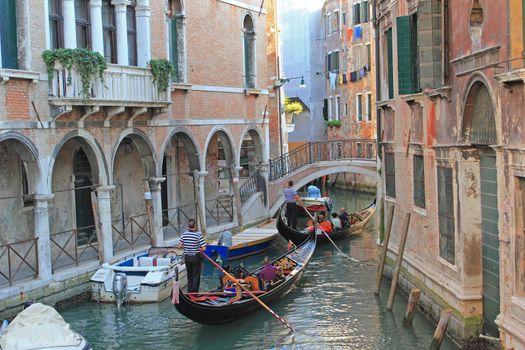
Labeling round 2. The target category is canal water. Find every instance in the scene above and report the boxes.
[61,189,459,350]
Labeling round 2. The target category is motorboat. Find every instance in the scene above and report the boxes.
[0,303,91,350]
[90,247,187,304]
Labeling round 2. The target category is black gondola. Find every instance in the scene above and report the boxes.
[277,198,377,245]
[173,231,316,325]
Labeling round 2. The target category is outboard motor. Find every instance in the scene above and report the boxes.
[112,272,128,307]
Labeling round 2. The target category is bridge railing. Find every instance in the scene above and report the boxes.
[239,169,263,204]
[269,139,376,181]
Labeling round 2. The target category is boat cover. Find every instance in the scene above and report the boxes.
[0,303,85,350]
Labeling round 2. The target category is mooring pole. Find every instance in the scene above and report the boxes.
[374,203,395,295]
[230,164,243,227]
[429,309,452,350]
[386,212,411,311]
[144,180,155,246]
[402,288,421,326]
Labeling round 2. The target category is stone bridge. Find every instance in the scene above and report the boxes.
[258,140,379,216]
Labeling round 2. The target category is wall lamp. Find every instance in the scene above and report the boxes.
[274,76,306,88]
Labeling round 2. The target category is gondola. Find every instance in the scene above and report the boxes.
[173,231,316,325]
[277,198,376,245]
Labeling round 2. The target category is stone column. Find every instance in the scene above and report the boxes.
[136,0,151,67]
[33,194,54,281]
[90,0,104,55]
[63,0,77,48]
[112,0,130,65]
[96,186,115,263]
[197,171,208,235]
[259,162,270,208]
[149,177,165,247]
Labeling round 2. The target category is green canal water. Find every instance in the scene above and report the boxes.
[61,189,460,350]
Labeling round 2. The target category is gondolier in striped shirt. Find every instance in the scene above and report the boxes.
[178,218,206,293]
[283,180,300,229]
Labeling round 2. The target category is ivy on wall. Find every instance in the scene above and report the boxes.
[149,59,175,92]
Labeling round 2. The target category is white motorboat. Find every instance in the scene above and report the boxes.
[0,303,91,350]
[90,247,187,304]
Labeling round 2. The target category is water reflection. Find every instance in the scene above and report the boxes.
[61,189,459,350]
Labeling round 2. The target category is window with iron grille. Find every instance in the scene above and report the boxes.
[102,0,116,63]
[49,0,64,50]
[413,155,425,208]
[438,166,455,264]
[366,142,373,159]
[357,143,363,158]
[127,4,137,66]
[385,152,396,197]
[75,0,91,49]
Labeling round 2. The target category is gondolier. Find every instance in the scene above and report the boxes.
[178,219,206,293]
[283,180,300,229]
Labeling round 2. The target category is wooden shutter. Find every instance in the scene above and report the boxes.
[354,3,361,25]
[397,15,420,94]
[385,152,396,197]
[244,35,250,86]
[386,28,394,99]
[0,0,18,69]
[360,1,368,23]
[170,18,179,82]
[438,167,455,264]
[323,99,328,120]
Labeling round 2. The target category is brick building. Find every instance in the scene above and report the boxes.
[0,0,281,317]
[377,0,525,347]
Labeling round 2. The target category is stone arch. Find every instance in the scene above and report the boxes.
[238,126,265,176]
[112,128,158,182]
[243,13,256,88]
[460,74,498,145]
[159,127,201,174]
[48,130,109,191]
[202,127,237,172]
[269,165,378,216]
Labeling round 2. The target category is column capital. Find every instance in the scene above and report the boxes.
[90,0,102,6]
[34,194,55,202]
[198,171,209,178]
[112,0,130,9]
[96,185,116,193]
[149,177,166,191]
[136,0,151,12]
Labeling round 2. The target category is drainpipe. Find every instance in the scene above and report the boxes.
[373,0,381,159]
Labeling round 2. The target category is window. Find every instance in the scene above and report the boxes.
[443,0,450,85]
[357,143,363,158]
[386,28,394,99]
[49,0,64,50]
[366,142,373,158]
[353,3,361,25]
[75,0,91,49]
[438,166,455,264]
[385,152,396,198]
[243,15,256,88]
[356,94,363,121]
[102,0,116,63]
[518,177,525,294]
[335,96,340,121]
[413,155,425,208]
[323,98,328,120]
[169,0,184,82]
[333,11,340,34]
[360,1,368,23]
[366,43,371,68]
[0,0,18,68]
[127,4,137,66]
[328,51,340,73]
[397,14,420,94]
[366,92,372,121]
[342,12,346,26]
[353,45,363,70]
[326,13,332,35]
[328,96,333,120]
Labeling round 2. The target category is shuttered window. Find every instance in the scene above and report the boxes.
[0,0,18,69]
[366,93,372,121]
[353,3,361,25]
[397,14,420,94]
[328,51,339,73]
[356,94,363,121]
[438,166,455,264]
[385,152,396,198]
[360,1,368,23]
[323,98,328,120]
[386,28,393,99]
[413,155,425,208]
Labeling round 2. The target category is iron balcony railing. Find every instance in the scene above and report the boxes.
[0,238,39,287]
[269,139,377,181]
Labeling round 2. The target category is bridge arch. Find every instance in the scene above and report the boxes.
[269,164,378,216]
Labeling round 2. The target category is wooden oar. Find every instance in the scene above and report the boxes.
[299,204,355,260]
[201,252,295,333]
[186,291,266,296]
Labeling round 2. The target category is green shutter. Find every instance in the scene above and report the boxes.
[354,4,361,24]
[387,28,394,99]
[0,0,18,69]
[360,1,368,23]
[244,35,250,86]
[170,18,179,82]
[397,16,413,95]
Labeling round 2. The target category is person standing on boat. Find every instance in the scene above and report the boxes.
[178,219,206,293]
[283,180,300,229]
[339,207,349,228]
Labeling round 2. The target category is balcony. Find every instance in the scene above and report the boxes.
[48,64,171,120]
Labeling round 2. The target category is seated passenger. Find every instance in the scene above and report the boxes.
[331,212,342,229]
[302,219,315,234]
[316,214,333,233]
[259,257,281,289]
[339,207,349,228]
[307,184,321,198]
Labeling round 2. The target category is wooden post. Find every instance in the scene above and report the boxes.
[403,288,421,326]
[230,164,243,228]
[90,191,105,262]
[429,309,452,350]
[144,180,155,246]
[386,212,411,311]
[193,170,207,237]
[374,203,395,295]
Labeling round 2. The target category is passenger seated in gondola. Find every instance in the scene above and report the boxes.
[316,213,333,233]
[339,207,349,228]
[302,219,315,233]
[259,257,282,290]
[331,212,342,229]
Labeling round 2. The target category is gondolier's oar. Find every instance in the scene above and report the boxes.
[299,203,355,261]
[201,252,295,333]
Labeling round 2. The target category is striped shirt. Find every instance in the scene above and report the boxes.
[283,187,298,203]
[180,230,206,255]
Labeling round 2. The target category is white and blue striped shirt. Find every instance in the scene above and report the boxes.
[180,230,206,255]
[283,187,298,203]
